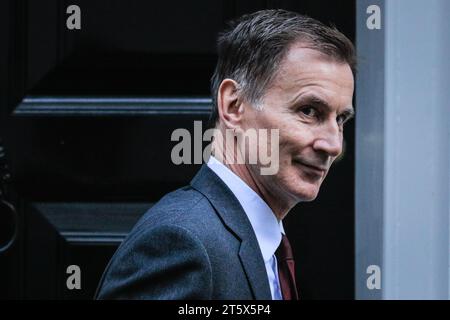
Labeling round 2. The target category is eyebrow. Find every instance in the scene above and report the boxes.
[295,94,355,119]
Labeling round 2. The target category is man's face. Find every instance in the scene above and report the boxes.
[241,43,354,203]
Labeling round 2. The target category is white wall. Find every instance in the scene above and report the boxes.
[356,0,450,299]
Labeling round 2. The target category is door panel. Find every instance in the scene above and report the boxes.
[0,0,356,299]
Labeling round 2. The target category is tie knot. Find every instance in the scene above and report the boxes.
[276,234,294,261]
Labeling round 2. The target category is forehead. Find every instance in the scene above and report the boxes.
[269,43,354,101]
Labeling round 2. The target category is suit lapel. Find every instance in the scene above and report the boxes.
[190,165,272,300]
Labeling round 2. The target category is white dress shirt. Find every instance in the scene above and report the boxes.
[207,156,284,300]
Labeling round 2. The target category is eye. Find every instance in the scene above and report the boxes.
[337,114,347,125]
[300,106,319,118]
[337,111,353,126]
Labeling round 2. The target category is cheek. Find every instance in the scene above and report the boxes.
[278,125,314,157]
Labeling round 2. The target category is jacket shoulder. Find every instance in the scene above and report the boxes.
[96,223,213,299]
[135,186,224,237]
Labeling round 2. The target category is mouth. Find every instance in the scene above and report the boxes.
[293,160,327,176]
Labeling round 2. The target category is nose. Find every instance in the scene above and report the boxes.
[312,121,343,158]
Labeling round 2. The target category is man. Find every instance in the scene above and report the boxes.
[96,9,355,300]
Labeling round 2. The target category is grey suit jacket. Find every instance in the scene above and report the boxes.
[95,164,272,299]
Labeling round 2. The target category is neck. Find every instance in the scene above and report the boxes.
[229,162,296,220]
[212,142,296,220]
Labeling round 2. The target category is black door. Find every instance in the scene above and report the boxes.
[0,0,355,299]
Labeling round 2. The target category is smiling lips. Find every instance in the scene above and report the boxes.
[293,159,327,176]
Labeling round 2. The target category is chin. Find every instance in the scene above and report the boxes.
[301,192,319,202]
[297,192,319,202]
[290,184,321,202]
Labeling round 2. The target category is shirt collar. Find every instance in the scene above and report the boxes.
[207,156,284,262]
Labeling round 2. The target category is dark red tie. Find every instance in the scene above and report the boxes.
[276,234,299,300]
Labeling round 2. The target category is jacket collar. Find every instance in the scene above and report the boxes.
[190,164,272,300]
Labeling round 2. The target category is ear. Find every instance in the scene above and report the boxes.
[217,79,245,129]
